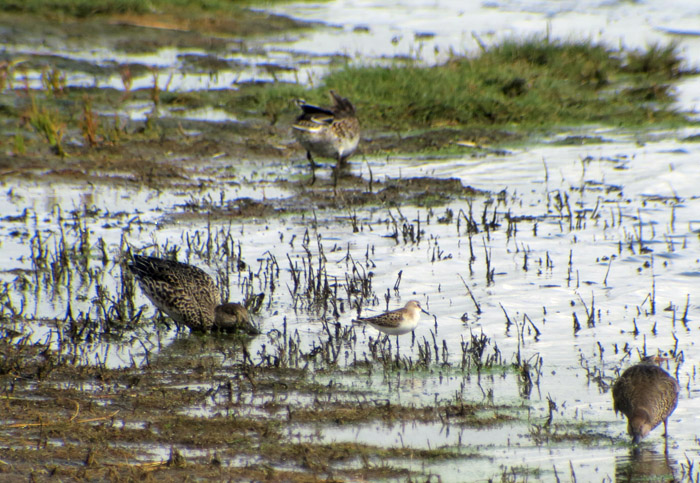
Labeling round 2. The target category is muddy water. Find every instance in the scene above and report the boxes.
[3,0,700,481]
[4,128,700,479]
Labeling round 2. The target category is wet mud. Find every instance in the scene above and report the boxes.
[1,4,698,482]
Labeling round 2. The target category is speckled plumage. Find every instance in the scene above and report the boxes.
[292,91,360,184]
[612,362,679,444]
[128,255,259,335]
[353,300,428,336]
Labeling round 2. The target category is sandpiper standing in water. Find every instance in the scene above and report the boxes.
[292,90,360,186]
[353,300,429,336]
[128,254,260,335]
[612,356,680,444]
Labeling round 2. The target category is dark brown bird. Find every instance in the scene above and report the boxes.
[612,360,679,444]
[128,255,259,335]
[292,90,360,186]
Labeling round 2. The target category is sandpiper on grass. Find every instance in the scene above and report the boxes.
[353,300,429,336]
[128,254,260,335]
[612,356,679,444]
[292,90,360,186]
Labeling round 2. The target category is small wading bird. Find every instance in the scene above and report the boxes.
[128,255,260,335]
[612,356,680,444]
[353,300,429,336]
[292,90,360,186]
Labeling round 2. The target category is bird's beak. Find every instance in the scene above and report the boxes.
[421,308,430,315]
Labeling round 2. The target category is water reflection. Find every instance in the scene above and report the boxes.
[155,330,256,366]
[615,446,676,482]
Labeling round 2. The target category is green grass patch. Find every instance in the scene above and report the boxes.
[251,36,690,133]
[0,0,300,17]
[0,0,148,16]
[345,37,687,129]
[0,0,314,37]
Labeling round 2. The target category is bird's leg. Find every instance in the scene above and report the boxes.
[308,151,317,185]
[395,335,400,365]
[333,155,350,195]
[332,157,341,192]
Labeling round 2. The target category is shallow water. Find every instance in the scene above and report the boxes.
[4,128,700,479]
[3,0,700,480]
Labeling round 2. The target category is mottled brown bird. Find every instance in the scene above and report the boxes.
[612,360,679,444]
[292,90,360,185]
[128,255,259,335]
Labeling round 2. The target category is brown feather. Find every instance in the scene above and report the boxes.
[612,363,679,443]
[129,255,259,335]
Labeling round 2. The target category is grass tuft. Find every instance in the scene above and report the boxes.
[25,97,66,156]
[623,41,683,77]
[292,36,690,131]
[0,0,280,17]
[0,0,149,17]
